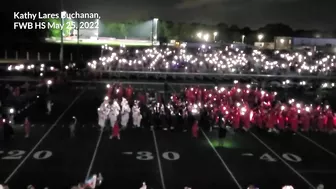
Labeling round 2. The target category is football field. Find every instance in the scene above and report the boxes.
[1,85,336,189]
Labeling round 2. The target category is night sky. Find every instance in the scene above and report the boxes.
[3,0,335,30]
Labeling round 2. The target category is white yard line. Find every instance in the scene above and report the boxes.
[151,129,166,189]
[200,129,243,189]
[85,128,104,180]
[297,132,336,159]
[250,132,316,189]
[4,89,86,184]
[299,169,336,174]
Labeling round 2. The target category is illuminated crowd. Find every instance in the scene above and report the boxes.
[87,45,336,76]
[4,45,336,78]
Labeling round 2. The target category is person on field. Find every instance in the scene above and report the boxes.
[24,117,31,138]
[110,122,120,140]
[140,182,147,189]
[46,100,53,115]
[218,119,227,147]
[69,116,77,137]
[120,98,130,129]
[192,120,199,138]
[132,101,142,128]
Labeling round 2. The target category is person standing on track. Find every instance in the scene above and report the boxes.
[192,120,199,138]
[218,119,227,147]
[27,185,35,189]
[24,117,31,138]
[46,100,53,115]
[0,116,4,133]
[290,114,298,133]
[132,101,142,128]
[120,98,130,130]
[69,116,77,137]
[108,99,119,129]
[110,122,120,140]
[317,183,324,189]
[140,182,147,189]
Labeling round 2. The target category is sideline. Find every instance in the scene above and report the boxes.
[4,89,86,184]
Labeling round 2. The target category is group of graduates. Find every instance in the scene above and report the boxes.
[98,83,336,140]
[97,84,142,139]
[180,85,336,133]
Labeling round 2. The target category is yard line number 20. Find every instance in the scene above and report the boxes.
[0,150,53,160]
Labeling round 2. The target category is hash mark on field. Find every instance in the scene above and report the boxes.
[122,152,133,155]
[299,170,336,174]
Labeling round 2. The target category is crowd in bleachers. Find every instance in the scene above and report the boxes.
[4,45,336,79]
[86,45,336,76]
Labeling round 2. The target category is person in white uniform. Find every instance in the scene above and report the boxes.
[120,98,130,129]
[46,100,53,115]
[132,101,142,128]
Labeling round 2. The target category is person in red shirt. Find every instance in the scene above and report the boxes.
[326,111,334,132]
[107,86,113,98]
[290,114,298,133]
[333,113,336,130]
[125,85,133,100]
[266,113,275,132]
[243,108,251,131]
[301,112,310,132]
[192,120,199,138]
[255,110,263,129]
[110,122,120,140]
[14,87,20,97]
[24,117,31,138]
[232,110,240,130]
[116,86,123,100]
[277,112,285,131]
[318,113,326,132]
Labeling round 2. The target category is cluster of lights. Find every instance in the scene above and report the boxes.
[88,45,336,75]
[7,63,57,77]
[90,45,250,73]
[272,51,336,74]
[196,31,218,42]
[321,82,335,88]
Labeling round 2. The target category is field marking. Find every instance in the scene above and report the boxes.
[297,132,336,159]
[151,129,166,189]
[299,170,336,174]
[85,128,104,180]
[4,89,86,184]
[250,132,316,189]
[200,129,243,189]
[122,152,133,155]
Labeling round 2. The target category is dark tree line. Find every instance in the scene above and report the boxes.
[100,20,336,44]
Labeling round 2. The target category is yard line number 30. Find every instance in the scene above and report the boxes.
[0,150,52,160]
[136,151,180,161]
